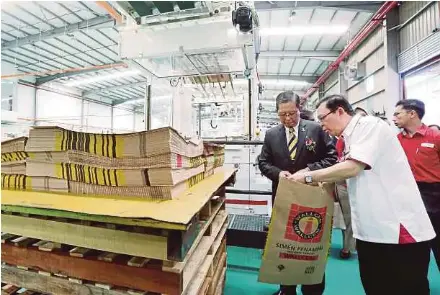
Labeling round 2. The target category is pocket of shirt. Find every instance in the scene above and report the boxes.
[417,146,436,158]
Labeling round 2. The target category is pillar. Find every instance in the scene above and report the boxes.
[172,86,193,137]
[110,106,114,132]
[383,7,401,121]
[339,62,349,98]
[144,84,151,130]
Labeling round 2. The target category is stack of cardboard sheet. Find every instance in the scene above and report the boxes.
[1,126,236,295]
[203,143,226,177]
[213,145,225,172]
[1,126,209,200]
[1,137,28,175]
[1,167,235,295]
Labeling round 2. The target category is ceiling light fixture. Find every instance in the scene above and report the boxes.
[65,70,142,87]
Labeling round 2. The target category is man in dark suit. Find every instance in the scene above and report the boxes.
[258,91,337,295]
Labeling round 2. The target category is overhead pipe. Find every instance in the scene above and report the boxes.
[302,1,399,101]
[1,63,128,80]
[96,1,123,24]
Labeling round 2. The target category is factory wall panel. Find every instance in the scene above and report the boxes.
[345,27,386,114]
[398,1,440,73]
[36,89,82,130]
[83,101,112,133]
[1,62,36,140]
[399,1,440,52]
[113,107,135,132]
[134,112,145,131]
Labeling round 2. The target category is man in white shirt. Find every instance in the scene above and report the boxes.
[290,94,435,295]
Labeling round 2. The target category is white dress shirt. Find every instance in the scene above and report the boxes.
[285,120,300,145]
[342,114,435,243]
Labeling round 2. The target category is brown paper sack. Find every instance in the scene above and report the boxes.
[258,178,334,285]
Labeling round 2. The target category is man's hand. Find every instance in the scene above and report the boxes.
[279,171,292,179]
[288,172,306,184]
[295,167,310,174]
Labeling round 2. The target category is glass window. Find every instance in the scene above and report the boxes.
[403,60,440,125]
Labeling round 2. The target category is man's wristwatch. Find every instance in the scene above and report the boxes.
[304,175,313,184]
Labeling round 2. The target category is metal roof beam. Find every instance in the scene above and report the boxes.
[1,16,115,50]
[35,63,123,86]
[254,1,382,12]
[112,96,144,106]
[236,74,318,83]
[83,81,148,95]
[259,50,340,61]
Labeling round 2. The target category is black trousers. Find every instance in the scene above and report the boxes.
[356,239,431,295]
[280,274,325,295]
[428,211,440,270]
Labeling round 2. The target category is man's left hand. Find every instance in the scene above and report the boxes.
[295,167,310,174]
[288,172,306,184]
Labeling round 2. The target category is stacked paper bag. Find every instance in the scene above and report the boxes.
[1,126,211,199]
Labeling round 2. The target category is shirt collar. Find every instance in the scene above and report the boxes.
[285,120,300,133]
[342,114,362,138]
[401,124,429,137]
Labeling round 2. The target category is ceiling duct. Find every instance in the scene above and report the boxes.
[119,2,260,79]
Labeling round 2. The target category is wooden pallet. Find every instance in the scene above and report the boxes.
[1,209,227,295]
[1,188,225,262]
[1,184,226,231]
[1,283,44,295]
[1,266,157,295]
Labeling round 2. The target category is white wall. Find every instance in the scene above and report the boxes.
[134,112,145,131]
[1,61,36,140]
[1,59,141,139]
[16,83,36,120]
[399,1,440,52]
[36,89,82,129]
[113,106,135,132]
[346,27,386,113]
[83,101,112,133]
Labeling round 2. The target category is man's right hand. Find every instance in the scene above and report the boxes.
[279,171,291,179]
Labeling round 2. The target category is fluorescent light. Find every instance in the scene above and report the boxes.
[259,25,348,36]
[65,70,141,87]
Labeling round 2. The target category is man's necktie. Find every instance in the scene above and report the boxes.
[336,136,345,162]
[288,128,298,160]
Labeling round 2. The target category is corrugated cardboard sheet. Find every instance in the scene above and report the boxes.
[1,168,235,225]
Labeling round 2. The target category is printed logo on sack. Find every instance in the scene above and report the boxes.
[284,204,326,243]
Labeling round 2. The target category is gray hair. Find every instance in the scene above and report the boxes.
[275,91,300,111]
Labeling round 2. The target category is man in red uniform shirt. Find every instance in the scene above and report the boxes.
[393,99,440,270]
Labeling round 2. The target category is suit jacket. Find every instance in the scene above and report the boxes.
[258,119,337,200]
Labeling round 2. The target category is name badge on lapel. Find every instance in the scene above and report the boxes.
[421,142,435,148]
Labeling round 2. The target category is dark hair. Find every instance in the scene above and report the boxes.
[354,107,368,115]
[275,91,300,111]
[429,124,440,131]
[300,109,315,121]
[316,94,355,116]
[395,99,425,119]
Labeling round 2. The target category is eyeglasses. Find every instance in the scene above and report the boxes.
[317,110,336,122]
[278,111,298,118]
[393,110,410,117]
